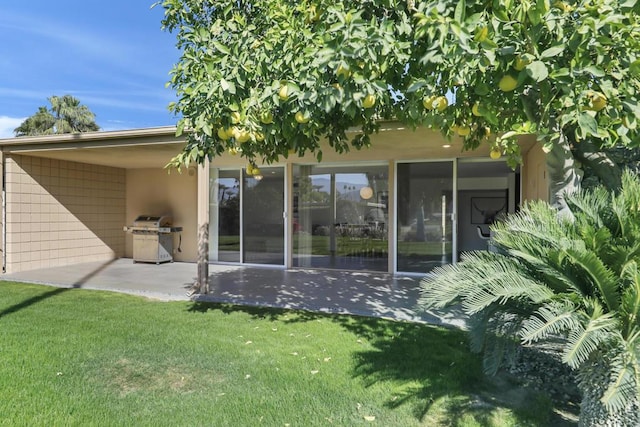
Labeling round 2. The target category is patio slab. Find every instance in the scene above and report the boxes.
[2,258,466,327]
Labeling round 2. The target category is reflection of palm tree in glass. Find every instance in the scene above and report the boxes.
[218,183,229,203]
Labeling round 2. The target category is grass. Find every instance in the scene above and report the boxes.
[0,281,570,426]
[221,235,454,258]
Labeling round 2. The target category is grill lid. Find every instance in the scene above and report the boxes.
[124,215,182,234]
[132,215,172,228]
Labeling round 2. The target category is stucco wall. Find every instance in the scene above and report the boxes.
[125,168,197,262]
[522,142,548,202]
[4,154,126,273]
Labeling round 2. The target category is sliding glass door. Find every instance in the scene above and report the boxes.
[209,167,285,265]
[211,169,241,262]
[293,164,389,271]
[396,161,454,273]
[243,168,285,265]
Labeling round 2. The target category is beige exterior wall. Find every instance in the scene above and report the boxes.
[522,142,548,202]
[4,154,126,273]
[0,126,548,274]
[125,168,198,262]
[209,128,538,168]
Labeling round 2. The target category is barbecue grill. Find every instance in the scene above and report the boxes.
[123,215,183,264]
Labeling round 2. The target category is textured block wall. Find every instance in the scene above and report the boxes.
[5,155,126,273]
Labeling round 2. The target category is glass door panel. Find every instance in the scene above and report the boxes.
[210,170,240,262]
[396,162,453,273]
[293,168,330,267]
[293,165,388,271]
[242,167,285,265]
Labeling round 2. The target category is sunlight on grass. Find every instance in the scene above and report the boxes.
[0,281,561,426]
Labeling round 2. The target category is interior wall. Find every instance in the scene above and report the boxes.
[125,168,198,262]
[458,189,508,252]
[4,154,126,273]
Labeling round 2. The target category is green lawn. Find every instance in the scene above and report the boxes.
[0,281,569,426]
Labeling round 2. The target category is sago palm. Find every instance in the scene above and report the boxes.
[419,171,640,426]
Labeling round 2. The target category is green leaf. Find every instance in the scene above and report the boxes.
[406,80,426,93]
[526,61,549,82]
[578,112,599,137]
[550,68,570,78]
[492,5,509,22]
[474,82,490,96]
[454,0,466,22]
[630,59,640,76]
[176,120,185,137]
[540,44,565,58]
[212,41,230,55]
[562,313,617,368]
[497,45,516,56]
[584,66,605,77]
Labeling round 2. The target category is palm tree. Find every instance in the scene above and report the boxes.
[13,106,56,136]
[419,171,640,426]
[14,95,99,136]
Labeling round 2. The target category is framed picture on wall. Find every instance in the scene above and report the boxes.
[471,197,507,224]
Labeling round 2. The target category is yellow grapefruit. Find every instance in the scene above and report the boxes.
[260,111,274,124]
[295,111,310,124]
[336,64,351,79]
[233,127,251,143]
[423,95,436,110]
[435,96,448,112]
[499,75,518,92]
[457,126,471,137]
[472,103,483,117]
[362,94,376,109]
[278,85,289,101]
[589,92,607,112]
[218,127,231,140]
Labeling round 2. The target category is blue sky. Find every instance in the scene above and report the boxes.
[0,1,180,137]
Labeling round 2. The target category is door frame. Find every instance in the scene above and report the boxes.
[209,165,287,268]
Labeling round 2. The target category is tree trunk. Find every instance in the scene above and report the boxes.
[196,222,209,294]
[545,131,582,220]
[572,140,623,192]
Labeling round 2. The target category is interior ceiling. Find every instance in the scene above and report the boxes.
[15,143,185,169]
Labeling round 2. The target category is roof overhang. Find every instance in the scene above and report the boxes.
[0,126,185,169]
[0,123,538,170]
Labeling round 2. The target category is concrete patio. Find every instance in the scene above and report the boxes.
[1,258,466,327]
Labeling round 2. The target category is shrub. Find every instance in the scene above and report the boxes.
[419,171,640,426]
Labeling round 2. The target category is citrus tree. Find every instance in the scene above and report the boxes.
[158,0,640,214]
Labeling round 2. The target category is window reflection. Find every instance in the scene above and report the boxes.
[243,168,285,265]
[293,165,388,271]
[396,162,453,273]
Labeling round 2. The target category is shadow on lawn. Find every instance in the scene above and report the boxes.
[189,301,576,425]
[0,259,117,319]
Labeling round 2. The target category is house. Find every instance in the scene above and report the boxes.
[0,123,547,283]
